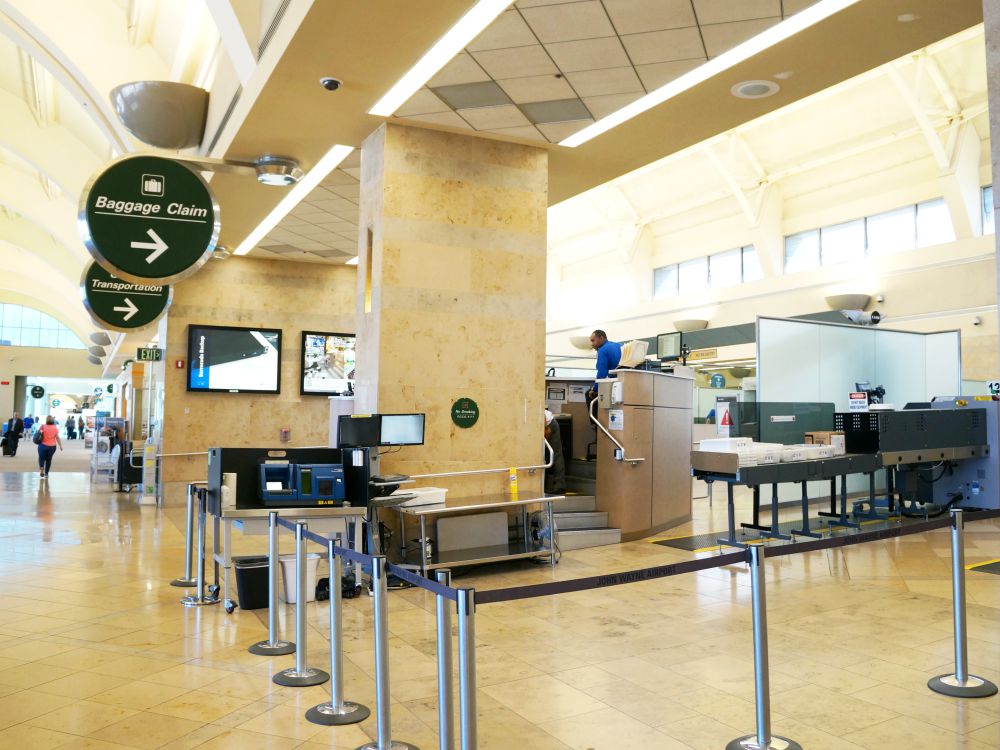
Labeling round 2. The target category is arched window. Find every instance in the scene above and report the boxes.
[0,304,85,349]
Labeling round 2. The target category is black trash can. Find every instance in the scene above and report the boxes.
[233,555,270,610]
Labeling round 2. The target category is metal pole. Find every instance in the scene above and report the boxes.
[180,489,218,607]
[727,546,801,750]
[457,588,477,750]
[273,522,329,687]
[928,509,998,698]
[249,512,294,655]
[355,555,418,750]
[307,538,369,725]
[170,483,197,587]
[436,570,455,750]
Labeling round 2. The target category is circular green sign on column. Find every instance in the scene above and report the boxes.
[30,385,45,399]
[451,397,480,428]
[79,154,220,284]
[81,262,172,332]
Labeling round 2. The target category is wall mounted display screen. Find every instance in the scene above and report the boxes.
[187,325,282,393]
[301,331,356,395]
[379,413,425,446]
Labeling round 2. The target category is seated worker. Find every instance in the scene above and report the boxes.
[586,329,622,400]
[543,409,566,494]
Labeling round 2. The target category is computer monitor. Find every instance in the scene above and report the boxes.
[657,332,682,361]
[379,413,425,446]
[337,414,381,447]
[855,382,871,392]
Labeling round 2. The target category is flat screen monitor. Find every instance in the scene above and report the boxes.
[300,331,356,395]
[855,382,871,392]
[187,325,281,393]
[338,414,381,448]
[379,413,425,446]
[657,332,682,361]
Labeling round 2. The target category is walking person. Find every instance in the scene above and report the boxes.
[37,416,62,478]
[5,412,24,457]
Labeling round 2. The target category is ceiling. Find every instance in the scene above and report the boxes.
[0,0,988,374]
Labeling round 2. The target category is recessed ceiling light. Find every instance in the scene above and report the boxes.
[255,156,304,186]
[560,0,860,147]
[369,0,512,117]
[731,80,780,99]
[897,13,920,22]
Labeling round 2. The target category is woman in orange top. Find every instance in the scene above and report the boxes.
[37,415,62,478]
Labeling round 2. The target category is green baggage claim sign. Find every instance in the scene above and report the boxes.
[79,155,220,284]
[81,262,172,332]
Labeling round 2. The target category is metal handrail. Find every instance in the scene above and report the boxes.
[129,449,211,468]
[589,396,645,464]
[409,437,554,480]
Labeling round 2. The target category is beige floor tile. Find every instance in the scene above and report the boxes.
[542,706,691,749]
[193,728,300,749]
[774,684,900,735]
[27,699,139,736]
[850,682,998,733]
[35,670,130,698]
[0,661,76,689]
[659,713,746,749]
[236,703,326,740]
[0,722,77,749]
[0,688,78,730]
[966,721,1000,747]
[149,663,237,690]
[844,714,996,750]
[37,737,139,750]
[88,711,204,750]
[481,674,609,724]
[39,648,133,672]
[148,688,253,722]
[88,655,180,679]
[90,680,191,710]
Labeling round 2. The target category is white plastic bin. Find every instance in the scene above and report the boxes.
[279,552,322,604]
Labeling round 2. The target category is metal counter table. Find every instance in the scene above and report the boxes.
[211,505,367,612]
[691,452,884,549]
[394,494,560,576]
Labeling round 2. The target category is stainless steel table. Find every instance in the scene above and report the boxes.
[394,494,561,576]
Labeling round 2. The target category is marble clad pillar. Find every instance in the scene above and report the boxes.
[356,123,548,496]
[986,0,1000,359]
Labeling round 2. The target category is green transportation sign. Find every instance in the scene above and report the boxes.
[451,397,480,429]
[81,262,172,331]
[30,386,44,399]
[80,154,219,284]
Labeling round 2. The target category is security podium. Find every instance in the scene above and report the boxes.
[595,368,694,540]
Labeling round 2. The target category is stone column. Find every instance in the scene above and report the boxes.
[986,0,1000,356]
[356,123,548,496]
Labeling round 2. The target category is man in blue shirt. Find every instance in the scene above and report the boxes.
[588,329,622,396]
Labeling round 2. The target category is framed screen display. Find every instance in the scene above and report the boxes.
[187,325,282,393]
[300,331,356,395]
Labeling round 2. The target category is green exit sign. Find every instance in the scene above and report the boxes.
[136,347,163,362]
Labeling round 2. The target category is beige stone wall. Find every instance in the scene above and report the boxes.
[357,123,549,497]
[160,256,356,502]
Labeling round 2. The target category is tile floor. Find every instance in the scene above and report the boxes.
[0,471,996,749]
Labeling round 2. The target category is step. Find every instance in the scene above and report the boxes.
[553,511,608,530]
[558,527,622,551]
[550,495,596,513]
[566,458,597,480]
[566,476,595,495]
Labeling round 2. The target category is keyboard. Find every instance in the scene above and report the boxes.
[371,474,408,484]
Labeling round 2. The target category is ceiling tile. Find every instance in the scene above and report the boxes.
[635,58,705,90]
[498,73,576,103]
[468,9,537,51]
[396,88,449,117]
[546,36,630,73]
[519,98,591,124]
[485,124,548,142]
[471,45,558,79]
[428,52,490,87]
[783,0,819,14]
[457,104,531,130]
[515,0,583,7]
[319,169,359,187]
[692,0,781,25]
[520,1,615,43]
[536,119,593,142]
[602,0,696,34]
[701,17,779,57]
[340,151,361,169]
[328,183,360,201]
[565,66,643,97]
[621,27,705,65]
[398,110,471,129]
[341,167,361,180]
[580,91,643,119]
[432,81,511,110]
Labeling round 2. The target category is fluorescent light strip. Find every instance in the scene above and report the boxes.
[369,0,513,117]
[560,0,860,148]
[233,144,354,256]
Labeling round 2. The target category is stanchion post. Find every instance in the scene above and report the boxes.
[928,509,998,698]
[355,555,418,750]
[436,569,455,750]
[249,512,295,656]
[273,522,329,687]
[170,483,198,587]
[180,488,219,607]
[727,546,801,750]
[307,537,370,725]
[457,588,477,750]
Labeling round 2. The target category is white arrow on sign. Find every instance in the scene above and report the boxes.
[113,297,139,322]
[131,228,169,263]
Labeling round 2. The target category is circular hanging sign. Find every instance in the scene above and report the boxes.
[51,399,61,407]
[451,397,480,428]
[80,262,172,332]
[79,154,220,284]
[710,373,726,389]
[30,385,45,399]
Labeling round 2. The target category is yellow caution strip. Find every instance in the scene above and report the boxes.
[967,557,1000,571]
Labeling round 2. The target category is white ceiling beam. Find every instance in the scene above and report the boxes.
[887,63,950,170]
[701,142,758,226]
[205,0,256,85]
